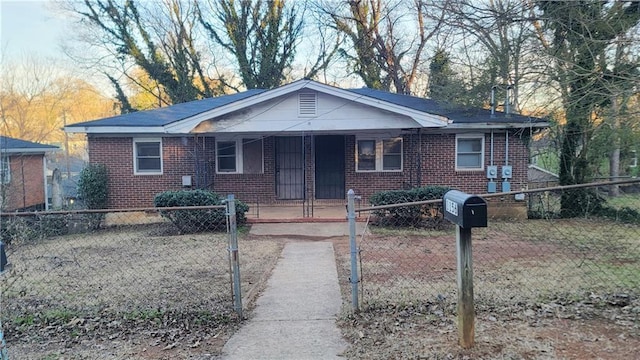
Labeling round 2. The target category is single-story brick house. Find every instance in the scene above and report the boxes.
[65,80,548,216]
[1,136,59,211]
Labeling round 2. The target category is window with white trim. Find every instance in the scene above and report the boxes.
[456,135,484,170]
[216,138,264,174]
[0,156,10,184]
[356,137,403,172]
[133,138,163,175]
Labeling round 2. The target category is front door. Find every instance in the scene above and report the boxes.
[275,136,304,199]
[315,135,345,199]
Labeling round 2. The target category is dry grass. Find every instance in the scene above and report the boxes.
[0,223,282,359]
[334,217,640,359]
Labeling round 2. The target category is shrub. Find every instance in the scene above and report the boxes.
[154,189,249,233]
[77,164,109,230]
[0,214,69,245]
[369,186,450,228]
[596,206,640,224]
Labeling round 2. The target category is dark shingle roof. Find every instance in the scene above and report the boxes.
[66,82,546,130]
[347,87,545,124]
[67,89,266,128]
[1,136,59,152]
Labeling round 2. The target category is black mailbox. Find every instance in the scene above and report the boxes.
[0,241,7,273]
[443,190,487,228]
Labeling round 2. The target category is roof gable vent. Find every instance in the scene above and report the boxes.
[298,92,317,117]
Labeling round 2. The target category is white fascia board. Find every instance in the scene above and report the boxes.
[302,82,449,126]
[165,81,311,134]
[2,148,59,154]
[166,80,449,133]
[445,122,549,130]
[64,126,166,134]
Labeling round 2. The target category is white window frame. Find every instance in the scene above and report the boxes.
[216,138,264,174]
[0,155,10,184]
[133,138,163,175]
[455,134,485,171]
[355,137,403,172]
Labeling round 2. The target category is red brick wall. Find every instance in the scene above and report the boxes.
[212,137,276,203]
[3,154,46,211]
[88,132,529,209]
[89,136,204,208]
[421,133,528,194]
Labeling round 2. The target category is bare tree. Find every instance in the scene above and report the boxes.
[324,0,448,94]
[65,0,221,108]
[198,0,310,90]
[0,56,114,144]
[436,0,538,110]
[533,1,640,214]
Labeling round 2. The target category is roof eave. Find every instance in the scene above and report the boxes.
[445,121,550,130]
[2,147,59,154]
[65,126,166,134]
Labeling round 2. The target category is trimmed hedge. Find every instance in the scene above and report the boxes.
[154,190,249,233]
[77,164,109,230]
[369,186,451,228]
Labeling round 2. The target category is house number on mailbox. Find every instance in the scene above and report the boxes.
[445,198,458,216]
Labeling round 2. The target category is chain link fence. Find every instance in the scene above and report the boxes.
[0,201,280,359]
[351,179,640,310]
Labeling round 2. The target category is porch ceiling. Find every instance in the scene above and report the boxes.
[189,116,429,134]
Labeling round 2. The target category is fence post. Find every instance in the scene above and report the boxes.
[226,194,243,318]
[1,252,7,360]
[347,189,359,312]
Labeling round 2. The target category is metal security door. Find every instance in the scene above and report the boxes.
[315,135,345,199]
[276,136,304,199]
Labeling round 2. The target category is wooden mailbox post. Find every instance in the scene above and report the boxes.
[443,190,487,348]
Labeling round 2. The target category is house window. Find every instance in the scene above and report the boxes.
[356,137,403,172]
[456,135,484,170]
[217,141,237,173]
[133,138,163,175]
[217,138,264,174]
[0,156,9,184]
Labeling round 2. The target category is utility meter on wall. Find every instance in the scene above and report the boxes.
[486,165,498,179]
[501,165,512,179]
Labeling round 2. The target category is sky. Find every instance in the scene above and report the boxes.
[0,0,68,61]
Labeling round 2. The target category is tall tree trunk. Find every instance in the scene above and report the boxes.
[609,96,620,196]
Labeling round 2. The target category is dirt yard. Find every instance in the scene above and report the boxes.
[1,223,282,359]
[331,219,640,360]
[2,217,638,359]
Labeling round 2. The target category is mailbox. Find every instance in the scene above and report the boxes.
[443,190,487,228]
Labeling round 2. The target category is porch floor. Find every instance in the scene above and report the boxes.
[245,201,367,223]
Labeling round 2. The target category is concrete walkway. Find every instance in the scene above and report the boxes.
[220,241,349,359]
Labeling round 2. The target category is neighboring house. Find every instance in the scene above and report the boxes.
[65,80,548,216]
[528,164,559,189]
[47,155,87,208]
[1,136,59,211]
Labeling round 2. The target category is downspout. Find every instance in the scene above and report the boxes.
[43,155,49,210]
[490,130,494,166]
[417,129,422,187]
[21,157,26,209]
[505,131,509,166]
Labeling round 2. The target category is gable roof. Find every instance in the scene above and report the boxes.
[65,79,548,135]
[1,136,59,154]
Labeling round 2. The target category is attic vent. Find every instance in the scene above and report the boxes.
[298,92,317,116]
